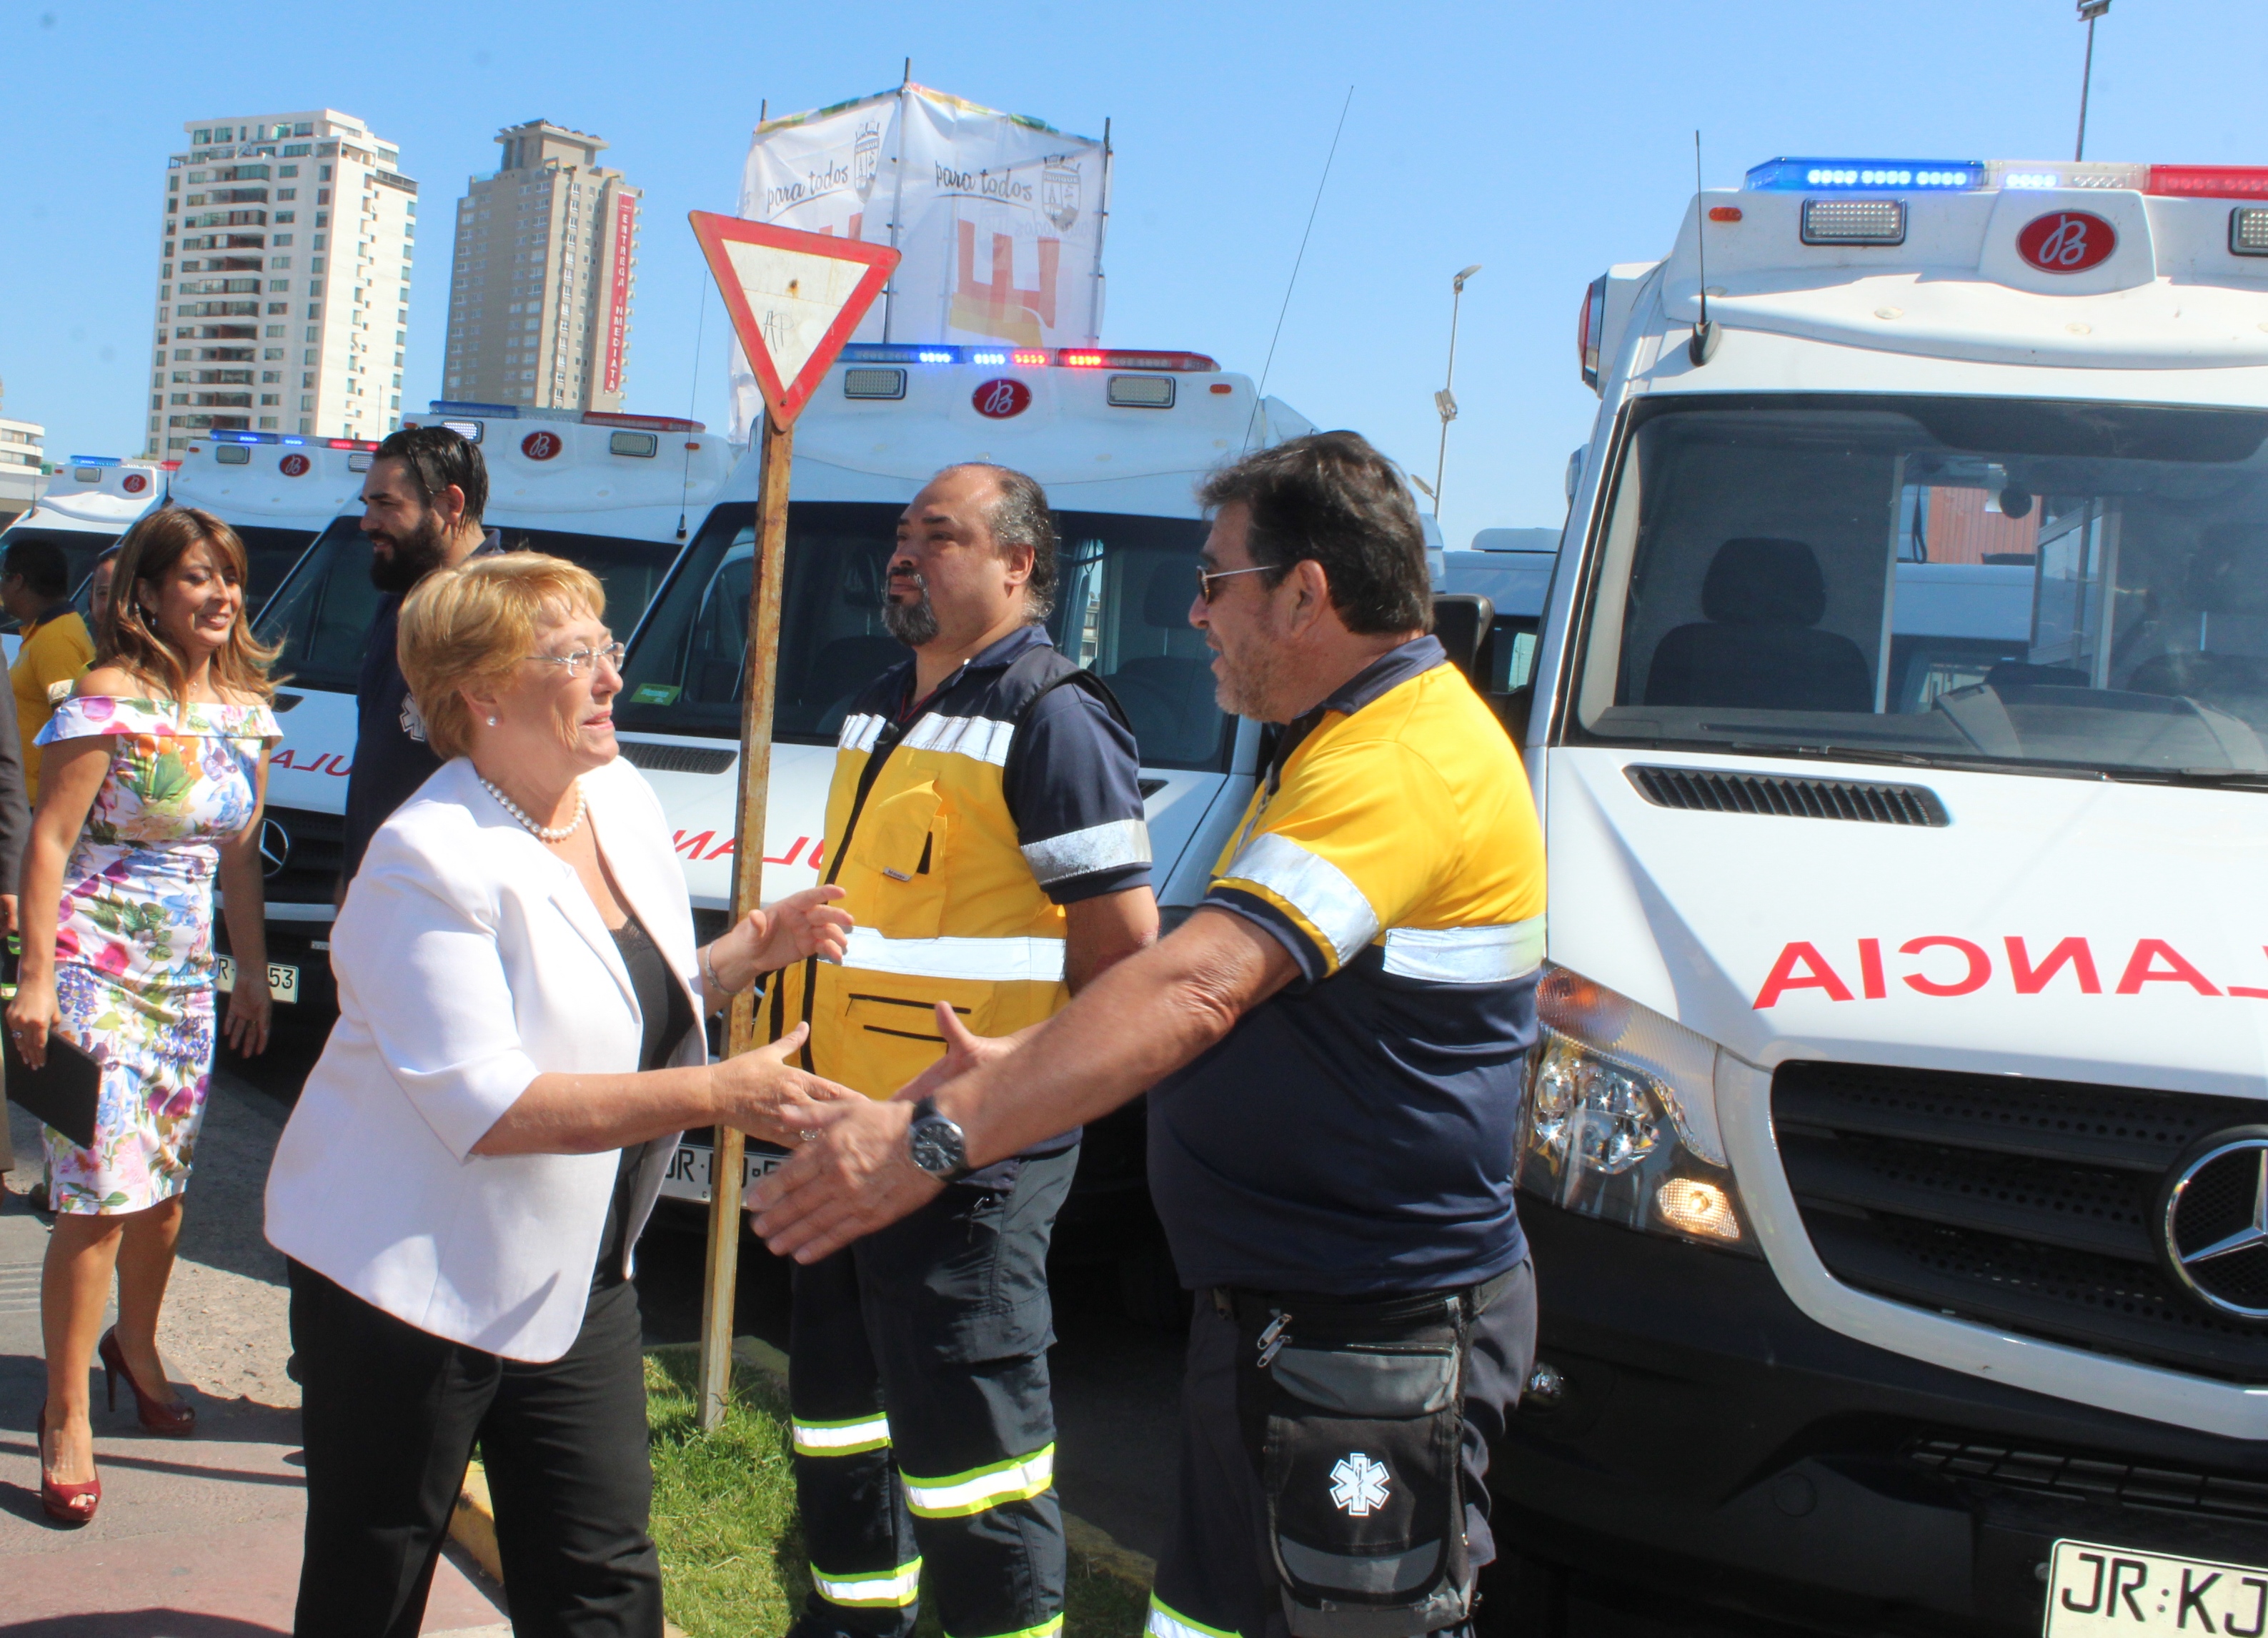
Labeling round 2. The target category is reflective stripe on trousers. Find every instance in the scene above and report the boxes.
[813,1557,924,1608]
[792,1411,892,1456]
[900,1442,1056,1519]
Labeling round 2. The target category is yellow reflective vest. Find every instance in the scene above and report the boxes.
[765,629,1150,1098]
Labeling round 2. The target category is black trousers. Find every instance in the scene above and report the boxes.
[1149,1261,1538,1638]
[288,1259,664,1638]
[787,1145,1077,1638]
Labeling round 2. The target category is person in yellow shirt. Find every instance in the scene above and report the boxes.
[4,537,94,801]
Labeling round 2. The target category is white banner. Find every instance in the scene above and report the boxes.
[727,83,1109,441]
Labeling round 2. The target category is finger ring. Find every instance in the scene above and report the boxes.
[799,1129,819,1144]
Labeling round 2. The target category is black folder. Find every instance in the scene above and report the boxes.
[3,1028,101,1151]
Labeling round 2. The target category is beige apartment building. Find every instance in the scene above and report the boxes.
[442,120,642,412]
[147,109,417,454]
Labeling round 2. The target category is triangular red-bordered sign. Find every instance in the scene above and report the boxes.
[690,212,900,427]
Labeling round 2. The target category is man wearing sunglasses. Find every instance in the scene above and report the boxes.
[755,430,1549,1638]
[339,425,501,894]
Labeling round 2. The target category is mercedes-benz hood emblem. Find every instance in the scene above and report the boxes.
[259,818,290,879]
[2159,1125,2268,1322]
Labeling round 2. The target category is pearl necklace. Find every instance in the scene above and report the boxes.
[479,774,587,843]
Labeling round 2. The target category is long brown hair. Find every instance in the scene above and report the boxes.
[101,507,279,703]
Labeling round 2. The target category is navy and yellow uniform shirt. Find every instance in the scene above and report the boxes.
[770,623,1152,1125]
[1148,635,1547,1296]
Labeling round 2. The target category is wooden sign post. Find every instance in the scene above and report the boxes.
[687,211,898,1431]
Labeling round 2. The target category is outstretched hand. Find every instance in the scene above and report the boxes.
[749,1095,941,1262]
[892,1002,1020,1104]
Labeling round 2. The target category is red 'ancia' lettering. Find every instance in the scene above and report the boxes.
[2117,938,2222,996]
[1753,942,1854,1008]
[1900,936,1991,996]
[1857,938,1887,999]
[2004,935,2102,995]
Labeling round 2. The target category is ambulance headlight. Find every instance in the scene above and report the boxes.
[1518,967,1757,1254]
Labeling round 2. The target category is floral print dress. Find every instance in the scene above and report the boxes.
[34,695,279,1215]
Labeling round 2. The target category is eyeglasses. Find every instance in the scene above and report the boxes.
[531,640,626,679]
[1195,563,1274,604]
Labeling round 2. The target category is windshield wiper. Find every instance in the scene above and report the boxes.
[1720,742,2107,781]
[2105,767,2268,790]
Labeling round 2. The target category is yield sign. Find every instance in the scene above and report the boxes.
[689,212,900,427]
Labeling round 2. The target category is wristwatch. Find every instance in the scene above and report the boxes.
[907,1096,970,1183]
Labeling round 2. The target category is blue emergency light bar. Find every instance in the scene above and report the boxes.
[837,344,1221,372]
[1745,158,1984,192]
[428,399,522,419]
[66,455,122,466]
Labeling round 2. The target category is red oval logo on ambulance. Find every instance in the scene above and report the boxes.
[972,378,1032,420]
[120,472,149,495]
[278,453,310,477]
[521,430,563,461]
[2017,210,2117,274]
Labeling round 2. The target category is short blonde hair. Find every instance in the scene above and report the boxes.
[397,552,606,759]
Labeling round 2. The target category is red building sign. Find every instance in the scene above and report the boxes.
[602,195,637,395]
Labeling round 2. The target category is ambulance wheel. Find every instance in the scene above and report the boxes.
[1116,1244,1191,1331]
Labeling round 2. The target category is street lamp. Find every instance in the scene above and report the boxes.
[1432,264,1483,516]
[2075,0,2111,162]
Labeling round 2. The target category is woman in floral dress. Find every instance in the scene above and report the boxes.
[6,507,279,1524]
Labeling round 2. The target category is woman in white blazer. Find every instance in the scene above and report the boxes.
[265,554,853,1638]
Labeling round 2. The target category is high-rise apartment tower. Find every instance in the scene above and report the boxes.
[148,110,417,454]
[443,120,641,412]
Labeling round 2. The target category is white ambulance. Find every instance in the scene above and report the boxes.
[0,457,169,647]
[237,406,731,1011]
[614,345,1313,1289]
[1494,157,2268,1636]
[171,432,378,614]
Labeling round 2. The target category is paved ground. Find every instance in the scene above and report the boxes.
[0,1078,509,1635]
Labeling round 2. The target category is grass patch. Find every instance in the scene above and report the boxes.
[645,1347,1149,1638]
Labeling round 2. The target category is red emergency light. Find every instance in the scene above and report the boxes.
[582,411,707,433]
[2147,165,2268,199]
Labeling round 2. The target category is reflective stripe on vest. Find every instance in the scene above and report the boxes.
[1380,917,1547,983]
[1020,816,1150,888]
[791,1411,891,1456]
[812,1557,923,1608]
[840,928,1066,985]
[1223,831,1379,963]
[900,1442,1056,1518]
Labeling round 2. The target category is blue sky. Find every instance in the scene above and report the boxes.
[5,0,2263,543]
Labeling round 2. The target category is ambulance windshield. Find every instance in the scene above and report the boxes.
[1571,394,2268,780]
[617,500,1230,770]
[254,515,686,694]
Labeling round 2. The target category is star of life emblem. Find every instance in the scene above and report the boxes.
[1329,1453,1391,1517]
[400,695,428,744]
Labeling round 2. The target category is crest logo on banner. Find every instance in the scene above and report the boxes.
[727,81,1112,440]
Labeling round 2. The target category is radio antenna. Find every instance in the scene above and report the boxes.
[1690,131,1720,365]
[1245,86,1354,450]
[675,272,709,540]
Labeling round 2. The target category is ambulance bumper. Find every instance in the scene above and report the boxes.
[1491,1205,2268,1637]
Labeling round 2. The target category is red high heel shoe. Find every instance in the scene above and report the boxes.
[99,1329,196,1437]
[37,1401,99,1526]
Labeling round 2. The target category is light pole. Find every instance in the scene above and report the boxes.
[2075,0,2111,162]
[1433,264,1482,517]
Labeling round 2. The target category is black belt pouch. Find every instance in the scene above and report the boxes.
[1231,1281,1493,1638]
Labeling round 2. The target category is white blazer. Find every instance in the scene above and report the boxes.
[264,754,705,1363]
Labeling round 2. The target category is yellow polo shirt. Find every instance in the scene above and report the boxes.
[13,610,94,800]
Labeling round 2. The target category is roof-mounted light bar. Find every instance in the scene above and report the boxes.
[837,344,1220,372]
[1746,158,1982,192]
[66,455,124,466]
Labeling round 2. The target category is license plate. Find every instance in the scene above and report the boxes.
[2045,1539,2268,1635]
[658,1142,784,1206]
[214,955,299,1004]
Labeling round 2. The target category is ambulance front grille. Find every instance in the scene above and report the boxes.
[619,740,737,776]
[1625,765,1949,826]
[1773,1060,2268,1384]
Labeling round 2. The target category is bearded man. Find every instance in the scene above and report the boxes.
[339,425,498,892]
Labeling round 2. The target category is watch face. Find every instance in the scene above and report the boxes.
[910,1118,965,1178]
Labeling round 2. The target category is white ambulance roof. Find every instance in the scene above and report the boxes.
[400,406,735,542]
[173,439,370,529]
[735,350,1315,519]
[3,459,166,536]
[1642,158,2268,378]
